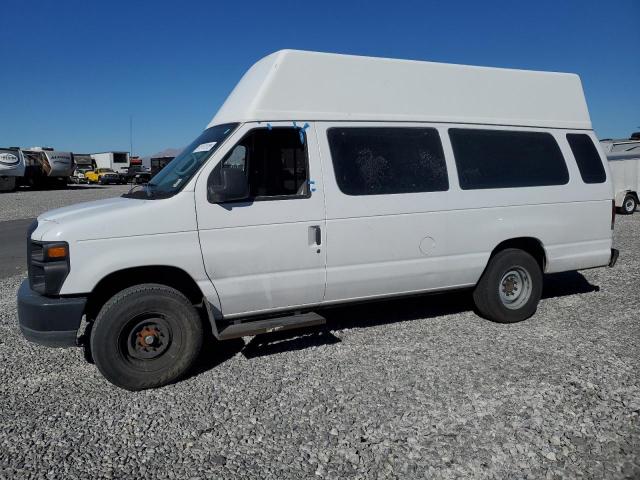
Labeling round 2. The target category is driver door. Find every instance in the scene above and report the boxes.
[194,122,327,318]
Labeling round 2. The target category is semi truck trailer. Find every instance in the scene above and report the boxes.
[91,152,130,175]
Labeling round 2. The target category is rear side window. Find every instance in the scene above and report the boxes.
[449,129,569,190]
[327,127,448,195]
[566,134,606,184]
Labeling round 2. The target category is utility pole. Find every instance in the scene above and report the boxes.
[129,115,133,157]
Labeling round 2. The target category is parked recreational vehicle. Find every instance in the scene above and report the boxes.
[601,137,640,214]
[18,50,618,390]
[91,152,130,175]
[21,147,74,187]
[42,149,74,178]
[21,149,49,186]
[0,147,25,192]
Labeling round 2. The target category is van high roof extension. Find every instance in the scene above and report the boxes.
[210,49,591,129]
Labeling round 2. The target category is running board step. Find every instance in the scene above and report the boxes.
[216,312,326,340]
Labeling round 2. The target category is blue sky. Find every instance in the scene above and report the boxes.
[1,0,638,156]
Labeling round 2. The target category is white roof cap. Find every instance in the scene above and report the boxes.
[209,50,592,130]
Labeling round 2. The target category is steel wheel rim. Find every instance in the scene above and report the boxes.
[122,315,173,361]
[625,198,635,212]
[498,267,532,310]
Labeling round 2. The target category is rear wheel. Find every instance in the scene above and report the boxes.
[621,194,637,215]
[473,248,542,323]
[90,284,203,390]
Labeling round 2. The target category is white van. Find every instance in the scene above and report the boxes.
[600,138,640,214]
[18,50,618,390]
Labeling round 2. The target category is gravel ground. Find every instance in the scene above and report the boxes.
[0,212,639,479]
[0,184,130,222]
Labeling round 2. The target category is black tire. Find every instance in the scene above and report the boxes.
[90,284,203,390]
[621,194,637,215]
[0,177,17,192]
[473,248,542,323]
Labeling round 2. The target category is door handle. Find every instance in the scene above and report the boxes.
[309,225,321,246]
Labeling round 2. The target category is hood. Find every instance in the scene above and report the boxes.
[35,192,197,243]
[39,197,137,223]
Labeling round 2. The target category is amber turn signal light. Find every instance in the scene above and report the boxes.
[46,245,68,259]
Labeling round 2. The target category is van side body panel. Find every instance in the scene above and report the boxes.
[47,121,613,321]
[316,122,612,303]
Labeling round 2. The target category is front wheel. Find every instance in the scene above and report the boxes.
[90,284,203,390]
[473,249,543,323]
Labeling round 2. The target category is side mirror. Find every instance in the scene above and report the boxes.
[209,167,249,203]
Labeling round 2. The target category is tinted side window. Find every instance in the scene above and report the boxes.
[449,129,569,190]
[327,128,448,195]
[566,134,606,184]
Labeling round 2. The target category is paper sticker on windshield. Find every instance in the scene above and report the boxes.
[193,142,217,153]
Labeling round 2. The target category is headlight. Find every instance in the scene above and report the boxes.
[28,234,70,296]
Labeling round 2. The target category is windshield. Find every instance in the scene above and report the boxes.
[123,123,238,199]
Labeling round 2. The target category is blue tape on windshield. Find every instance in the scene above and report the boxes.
[266,123,272,130]
[309,179,316,192]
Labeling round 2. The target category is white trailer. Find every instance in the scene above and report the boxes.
[0,148,25,192]
[601,138,640,214]
[91,152,130,174]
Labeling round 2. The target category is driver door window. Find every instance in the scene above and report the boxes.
[218,127,309,200]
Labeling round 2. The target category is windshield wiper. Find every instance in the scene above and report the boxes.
[122,183,154,199]
[121,182,175,200]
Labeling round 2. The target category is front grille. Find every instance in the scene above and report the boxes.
[26,221,70,296]
[28,241,46,292]
[29,262,46,292]
[27,221,42,291]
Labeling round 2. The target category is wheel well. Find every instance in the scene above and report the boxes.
[490,237,547,271]
[85,266,204,321]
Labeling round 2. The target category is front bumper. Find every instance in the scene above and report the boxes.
[17,280,86,347]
